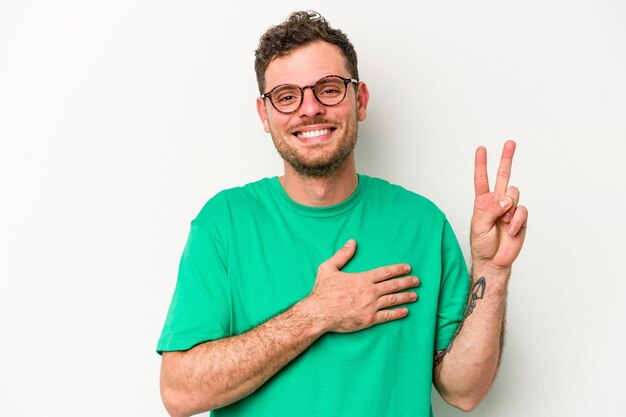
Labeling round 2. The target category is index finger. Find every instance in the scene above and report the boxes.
[474,146,490,196]
[494,140,517,193]
[368,264,411,283]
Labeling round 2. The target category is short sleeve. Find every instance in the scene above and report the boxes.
[434,220,470,350]
[157,220,231,354]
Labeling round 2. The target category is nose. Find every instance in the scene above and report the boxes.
[297,86,325,118]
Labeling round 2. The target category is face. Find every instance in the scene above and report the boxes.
[256,41,369,178]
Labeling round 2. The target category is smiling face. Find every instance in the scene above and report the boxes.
[256,41,369,178]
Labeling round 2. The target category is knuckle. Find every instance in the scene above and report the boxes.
[382,310,391,322]
[389,294,397,306]
[364,313,376,326]
[474,173,488,180]
[364,286,377,298]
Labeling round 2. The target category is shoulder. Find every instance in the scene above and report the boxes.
[193,177,275,227]
[362,174,446,221]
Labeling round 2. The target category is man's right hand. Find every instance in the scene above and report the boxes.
[300,239,419,333]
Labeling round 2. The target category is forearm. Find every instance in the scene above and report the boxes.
[433,264,510,411]
[160,300,324,417]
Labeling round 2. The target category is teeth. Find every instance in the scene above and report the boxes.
[296,129,331,139]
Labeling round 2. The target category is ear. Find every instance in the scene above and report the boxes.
[356,82,369,122]
[256,97,271,133]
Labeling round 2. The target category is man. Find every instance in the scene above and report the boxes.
[157,10,528,417]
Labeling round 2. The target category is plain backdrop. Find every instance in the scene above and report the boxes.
[1,1,625,416]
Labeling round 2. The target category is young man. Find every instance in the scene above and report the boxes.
[158,11,528,417]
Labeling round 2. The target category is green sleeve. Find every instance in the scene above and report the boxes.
[157,220,231,354]
[434,219,470,351]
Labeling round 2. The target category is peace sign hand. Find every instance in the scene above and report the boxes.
[471,140,528,272]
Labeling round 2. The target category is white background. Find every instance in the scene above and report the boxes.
[1,1,625,416]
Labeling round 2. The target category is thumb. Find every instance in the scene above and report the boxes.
[325,239,357,270]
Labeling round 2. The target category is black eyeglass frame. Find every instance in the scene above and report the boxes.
[260,75,359,115]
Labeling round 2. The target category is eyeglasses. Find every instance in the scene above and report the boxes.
[261,75,358,114]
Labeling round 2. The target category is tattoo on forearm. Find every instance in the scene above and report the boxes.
[465,276,486,316]
[434,277,486,367]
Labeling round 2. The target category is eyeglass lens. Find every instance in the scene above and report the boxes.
[270,77,348,113]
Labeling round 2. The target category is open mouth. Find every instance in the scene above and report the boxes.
[295,128,334,139]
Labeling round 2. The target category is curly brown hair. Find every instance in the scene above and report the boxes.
[254,10,359,94]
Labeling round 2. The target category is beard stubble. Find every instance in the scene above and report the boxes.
[269,115,359,178]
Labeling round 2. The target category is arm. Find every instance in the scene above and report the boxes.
[160,300,323,417]
[433,140,528,411]
[160,239,419,417]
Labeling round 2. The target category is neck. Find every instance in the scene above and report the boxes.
[279,155,358,207]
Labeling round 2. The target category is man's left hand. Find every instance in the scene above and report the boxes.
[470,140,528,272]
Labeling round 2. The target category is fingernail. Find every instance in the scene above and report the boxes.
[499,198,511,208]
[344,239,354,248]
